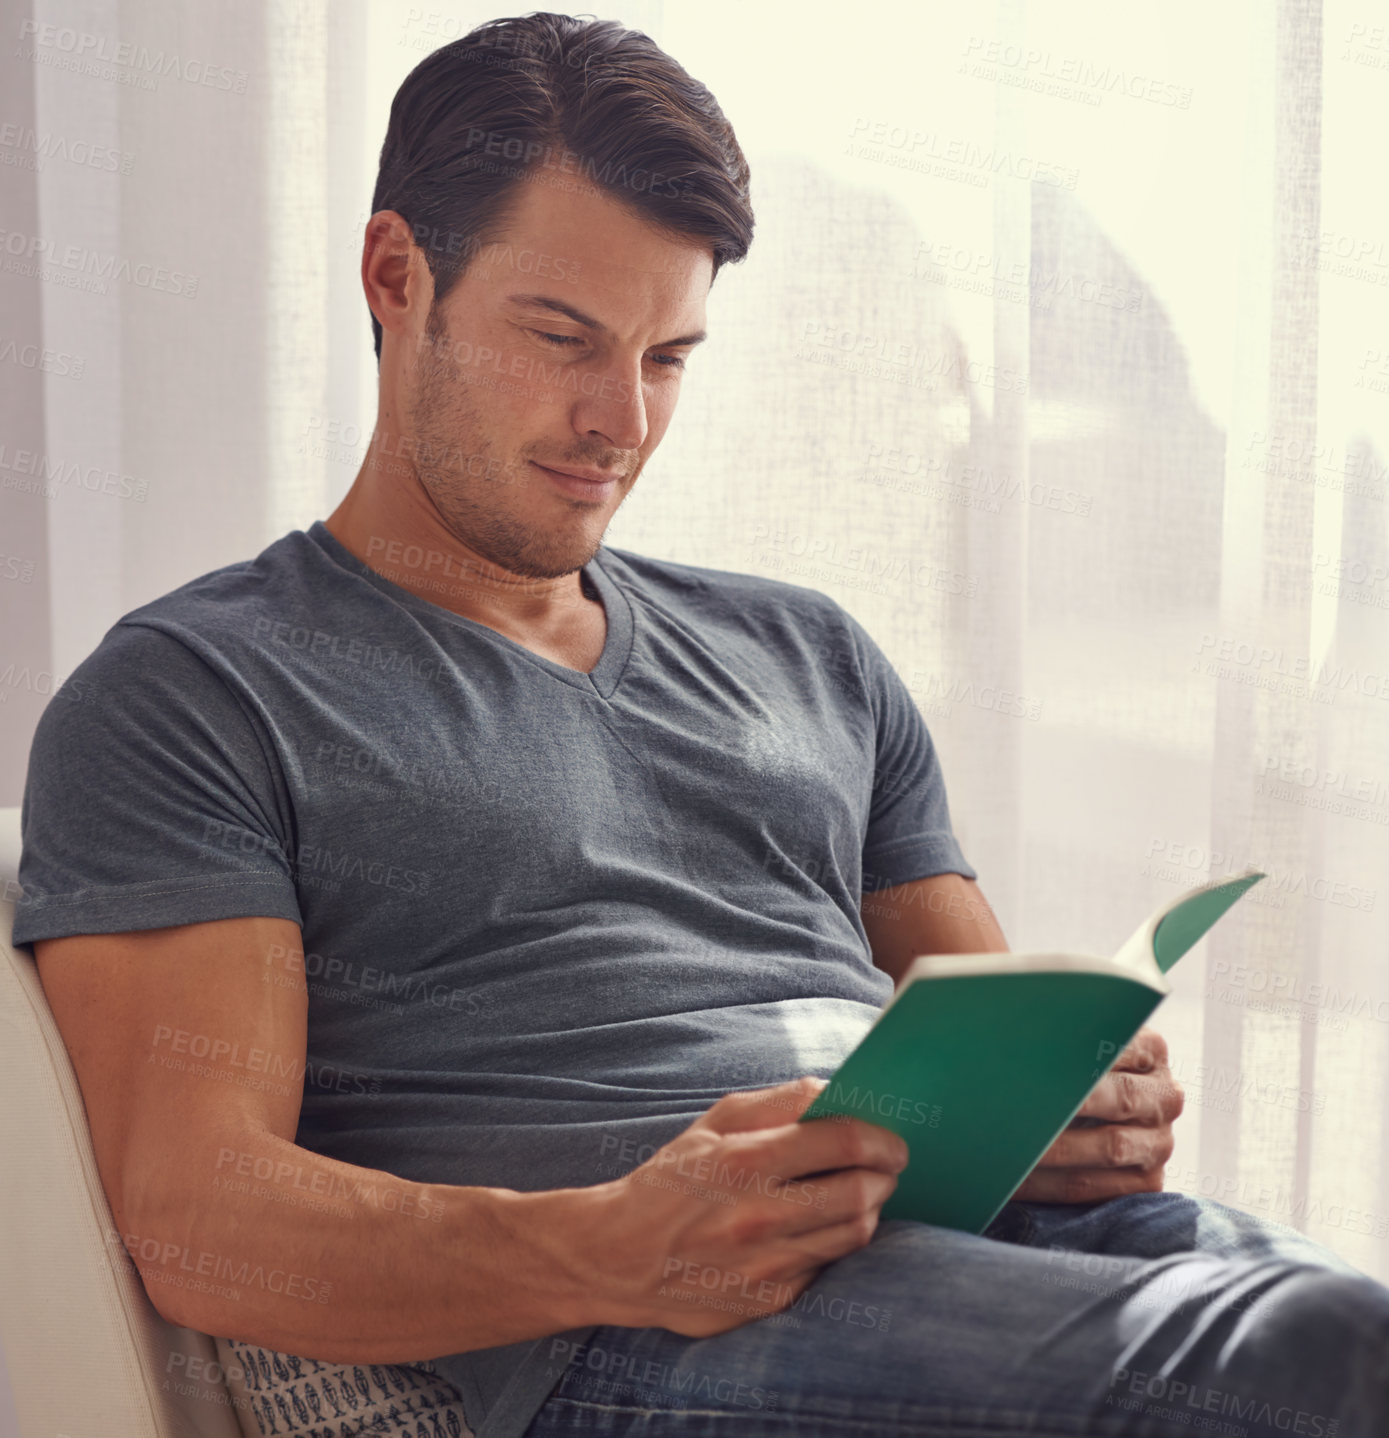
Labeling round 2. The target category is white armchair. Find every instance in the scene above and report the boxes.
[0,805,247,1436]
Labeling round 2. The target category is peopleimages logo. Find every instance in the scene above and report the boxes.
[0,228,198,297]
[0,336,86,377]
[252,616,449,688]
[960,37,1193,109]
[17,19,249,93]
[107,1229,330,1303]
[1107,1368,1338,1436]
[200,818,434,895]
[0,122,134,174]
[821,1080,941,1127]
[0,445,149,501]
[0,662,93,704]
[263,940,483,1015]
[1142,837,1376,912]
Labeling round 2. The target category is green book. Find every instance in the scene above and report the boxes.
[799,868,1266,1233]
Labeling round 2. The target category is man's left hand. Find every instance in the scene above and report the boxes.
[1012,1026,1184,1204]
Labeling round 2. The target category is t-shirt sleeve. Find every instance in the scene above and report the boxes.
[839,609,978,891]
[11,621,303,947]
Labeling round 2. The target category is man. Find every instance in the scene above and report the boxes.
[13,13,1389,1438]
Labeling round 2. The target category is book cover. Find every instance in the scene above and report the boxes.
[799,869,1266,1233]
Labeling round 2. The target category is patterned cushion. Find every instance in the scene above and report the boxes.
[214,1334,473,1437]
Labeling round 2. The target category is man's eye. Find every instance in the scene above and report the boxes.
[528,330,685,370]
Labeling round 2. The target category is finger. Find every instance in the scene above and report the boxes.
[734,1110,911,1184]
[1013,1162,1166,1206]
[655,1214,888,1329]
[781,1206,888,1267]
[1112,1025,1168,1073]
[1038,1121,1174,1171]
[631,1148,899,1239]
[1080,1070,1184,1125]
[1077,1068,1181,1125]
[757,1165,900,1237]
[653,1266,818,1335]
[696,1075,830,1134]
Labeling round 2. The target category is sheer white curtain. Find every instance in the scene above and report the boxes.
[3,0,1386,1315]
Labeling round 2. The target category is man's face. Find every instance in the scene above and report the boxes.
[398,176,713,580]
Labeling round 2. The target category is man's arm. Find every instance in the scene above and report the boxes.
[859,871,1184,1203]
[36,915,909,1360]
[859,870,1008,983]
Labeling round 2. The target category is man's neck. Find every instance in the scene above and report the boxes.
[322,483,606,672]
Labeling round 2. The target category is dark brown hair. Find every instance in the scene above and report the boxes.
[368,11,754,361]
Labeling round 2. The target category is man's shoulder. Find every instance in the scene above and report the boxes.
[120,527,322,631]
[59,528,330,695]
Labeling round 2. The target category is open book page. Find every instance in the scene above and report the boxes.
[900,871,1264,996]
[900,950,1149,987]
[1109,868,1267,986]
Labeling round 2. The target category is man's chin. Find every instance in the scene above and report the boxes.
[430,497,609,583]
[494,533,605,583]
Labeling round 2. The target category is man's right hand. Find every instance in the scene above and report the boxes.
[572,1075,909,1336]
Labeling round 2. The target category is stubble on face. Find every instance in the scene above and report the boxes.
[406,297,629,583]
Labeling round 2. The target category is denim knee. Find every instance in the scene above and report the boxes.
[1106,1265,1389,1437]
[1256,1265,1389,1355]
[1228,1266,1389,1429]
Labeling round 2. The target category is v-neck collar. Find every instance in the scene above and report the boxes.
[304,521,635,699]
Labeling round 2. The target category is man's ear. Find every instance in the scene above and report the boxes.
[363,210,427,354]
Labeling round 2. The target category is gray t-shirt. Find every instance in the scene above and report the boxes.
[13,519,975,1435]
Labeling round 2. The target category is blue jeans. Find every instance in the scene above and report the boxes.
[523,1193,1389,1436]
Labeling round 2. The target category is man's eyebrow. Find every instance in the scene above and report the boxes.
[506,292,707,348]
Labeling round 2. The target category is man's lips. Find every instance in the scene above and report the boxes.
[532,461,623,501]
